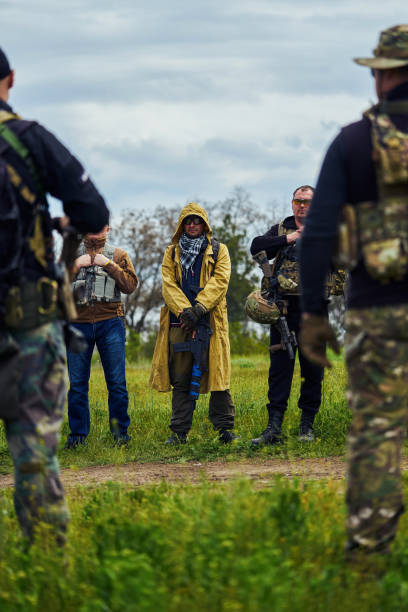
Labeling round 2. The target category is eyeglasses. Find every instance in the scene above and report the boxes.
[292,198,312,206]
[184,216,204,226]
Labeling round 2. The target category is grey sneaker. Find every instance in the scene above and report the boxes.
[299,410,316,442]
[299,426,315,442]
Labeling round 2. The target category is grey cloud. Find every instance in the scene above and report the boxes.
[85,135,315,215]
[2,0,405,218]
[3,0,394,110]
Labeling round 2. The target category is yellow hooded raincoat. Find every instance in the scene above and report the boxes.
[149,203,231,393]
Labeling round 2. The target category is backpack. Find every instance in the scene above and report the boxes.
[0,112,44,303]
[355,103,408,282]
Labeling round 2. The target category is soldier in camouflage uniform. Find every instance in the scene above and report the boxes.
[0,48,109,542]
[299,25,408,554]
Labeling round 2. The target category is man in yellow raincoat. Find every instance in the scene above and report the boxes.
[149,203,238,444]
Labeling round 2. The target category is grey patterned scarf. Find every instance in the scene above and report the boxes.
[179,232,206,274]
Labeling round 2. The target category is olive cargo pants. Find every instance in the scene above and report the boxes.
[169,326,235,435]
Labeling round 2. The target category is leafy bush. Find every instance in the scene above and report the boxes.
[228,321,269,355]
[126,329,157,362]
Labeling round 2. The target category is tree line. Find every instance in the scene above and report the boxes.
[111,187,288,334]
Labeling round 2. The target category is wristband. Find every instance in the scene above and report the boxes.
[103,259,111,267]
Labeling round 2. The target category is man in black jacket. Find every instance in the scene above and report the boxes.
[0,48,109,543]
[250,185,324,446]
[300,25,408,554]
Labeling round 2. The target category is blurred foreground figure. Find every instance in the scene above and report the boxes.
[66,225,137,448]
[149,203,238,444]
[300,25,408,554]
[0,48,109,542]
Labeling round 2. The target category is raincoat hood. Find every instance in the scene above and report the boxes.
[171,202,212,244]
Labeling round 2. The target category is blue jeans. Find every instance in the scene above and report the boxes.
[67,317,130,437]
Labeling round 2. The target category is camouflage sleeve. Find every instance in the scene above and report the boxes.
[105,248,138,294]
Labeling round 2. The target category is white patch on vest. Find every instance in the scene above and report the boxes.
[348,515,360,528]
[370,418,389,427]
[359,507,374,520]
[354,535,375,548]
[379,508,397,518]
[81,171,89,183]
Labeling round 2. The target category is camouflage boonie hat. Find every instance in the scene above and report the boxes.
[245,290,280,325]
[354,25,408,69]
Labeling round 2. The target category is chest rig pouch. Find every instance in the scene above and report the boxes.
[265,220,345,297]
[270,222,300,295]
[355,103,408,283]
[73,243,121,305]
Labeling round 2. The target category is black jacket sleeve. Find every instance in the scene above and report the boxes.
[22,123,109,234]
[299,133,347,313]
[250,224,287,260]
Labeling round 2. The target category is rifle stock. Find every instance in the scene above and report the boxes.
[54,222,86,353]
[253,250,274,279]
[173,320,213,401]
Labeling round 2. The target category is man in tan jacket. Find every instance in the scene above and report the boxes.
[150,203,238,444]
[65,225,138,448]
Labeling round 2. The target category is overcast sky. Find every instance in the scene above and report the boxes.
[1,1,406,219]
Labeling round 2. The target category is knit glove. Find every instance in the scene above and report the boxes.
[179,303,207,331]
[299,313,340,368]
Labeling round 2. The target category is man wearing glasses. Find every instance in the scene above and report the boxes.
[150,202,238,445]
[250,185,324,446]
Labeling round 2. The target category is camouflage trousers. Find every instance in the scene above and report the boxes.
[344,304,408,551]
[3,321,69,543]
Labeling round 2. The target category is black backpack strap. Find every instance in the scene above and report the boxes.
[210,238,219,276]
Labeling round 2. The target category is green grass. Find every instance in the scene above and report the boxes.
[0,352,350,474]
[2,476,408,611]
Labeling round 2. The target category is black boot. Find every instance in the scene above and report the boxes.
[64,435,87,450]
[218,429,239,444]
[251,411,284,446]
[299,410,315,442]
[165,432,187,445]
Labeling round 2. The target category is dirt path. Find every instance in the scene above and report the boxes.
[1,457,408,490]
[1,456,407,490]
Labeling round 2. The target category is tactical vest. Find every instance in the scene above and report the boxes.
[0,111,58,329]
[353,102,408,283]
[266,220,345,297]
[72,242,121,305]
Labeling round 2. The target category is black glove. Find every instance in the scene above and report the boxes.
[179,303,207,331]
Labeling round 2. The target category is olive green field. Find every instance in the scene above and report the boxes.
[0,350,350,475]
[2,353,408,611]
